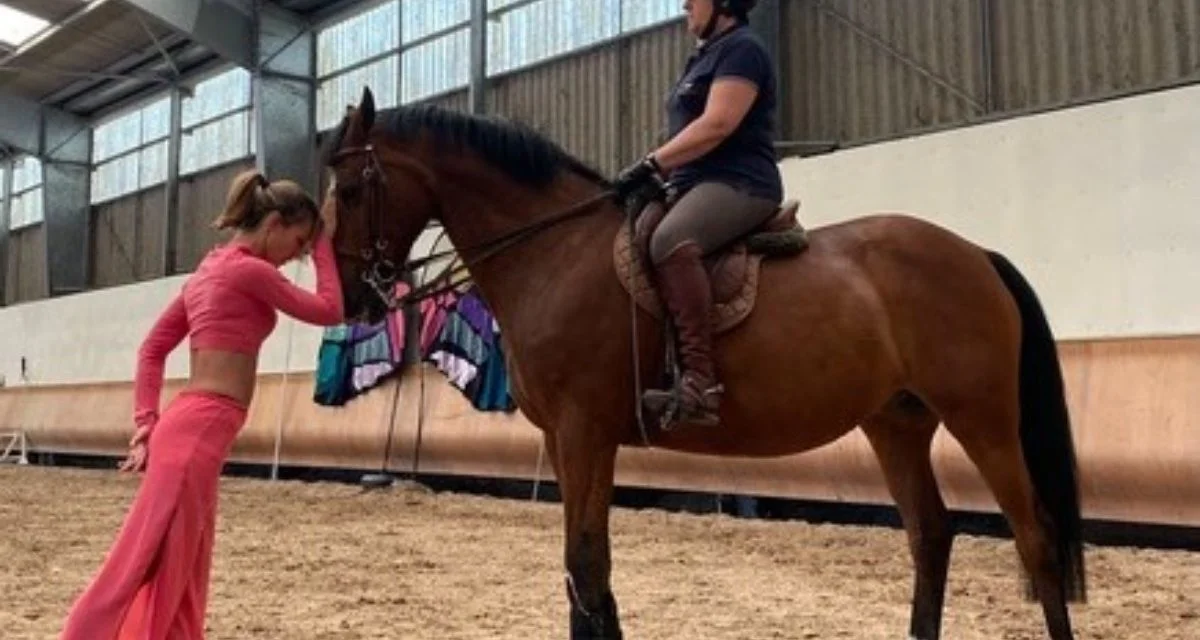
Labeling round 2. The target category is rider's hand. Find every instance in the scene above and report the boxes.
[612,155,665,204]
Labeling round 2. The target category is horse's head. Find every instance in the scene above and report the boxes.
[323,87,440,324]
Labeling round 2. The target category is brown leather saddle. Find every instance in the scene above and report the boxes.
[613,199,808,334]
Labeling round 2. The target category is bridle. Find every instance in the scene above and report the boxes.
[328,140,659,446]
[326,142,616,311]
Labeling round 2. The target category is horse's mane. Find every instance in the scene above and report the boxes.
[322,103,610,188]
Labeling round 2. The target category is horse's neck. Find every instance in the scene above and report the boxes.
[436,169,619,324]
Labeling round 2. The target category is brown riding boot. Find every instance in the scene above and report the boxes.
[643,242,724,427]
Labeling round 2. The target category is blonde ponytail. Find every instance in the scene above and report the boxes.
[212,169,319,232]
[212,170,269,230]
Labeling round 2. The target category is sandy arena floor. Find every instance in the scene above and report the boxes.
[1,465,1197,639]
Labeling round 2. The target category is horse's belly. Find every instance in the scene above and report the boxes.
[657,260,903,457]
[653,326,899,458]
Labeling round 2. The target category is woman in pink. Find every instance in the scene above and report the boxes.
[61,170,344,639]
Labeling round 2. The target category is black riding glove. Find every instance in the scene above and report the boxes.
[611,155,665,206]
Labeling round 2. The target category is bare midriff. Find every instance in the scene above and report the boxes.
[185,349,260,406]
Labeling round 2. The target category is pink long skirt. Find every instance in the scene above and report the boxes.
[60,390,247,640]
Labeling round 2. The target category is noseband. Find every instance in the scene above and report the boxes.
[327,142,615,312]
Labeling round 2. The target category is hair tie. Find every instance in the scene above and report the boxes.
[256,173,278,207]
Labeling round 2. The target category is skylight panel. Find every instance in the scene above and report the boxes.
[0,3,51,48]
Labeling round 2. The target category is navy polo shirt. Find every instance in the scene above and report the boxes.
[666,24,783,203]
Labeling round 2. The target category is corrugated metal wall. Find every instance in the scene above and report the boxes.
[90,187,166,288]
[485,20,689,175]
[782,0,987,144]
[8,1,1200,303]
[175,162,251,272]
[489,45,623,174]
[5,225,46,304]
[421,88,470,113]
[85,161,251,289]
[622,21,693,165]
[780,0,1200,145]
[989,0,1200,112]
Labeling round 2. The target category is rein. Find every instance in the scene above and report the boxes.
[330,142,656,445]
[329,144,614,309]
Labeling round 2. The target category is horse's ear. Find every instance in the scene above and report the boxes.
[359,87,376,132]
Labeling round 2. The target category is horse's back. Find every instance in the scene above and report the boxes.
[679,212,1021,455]
[793,212,1022,407]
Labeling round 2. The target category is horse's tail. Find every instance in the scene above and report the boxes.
[986,250,1087,603]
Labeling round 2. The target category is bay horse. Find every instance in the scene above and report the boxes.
[322,88,1086,640]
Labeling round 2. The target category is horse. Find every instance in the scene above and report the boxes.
[321,87,1086,640]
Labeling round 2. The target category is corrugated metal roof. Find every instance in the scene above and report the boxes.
[0,0,355,119]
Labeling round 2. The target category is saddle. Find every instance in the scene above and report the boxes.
[613,199,809,334]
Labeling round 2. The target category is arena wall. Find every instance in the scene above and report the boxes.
[0,84,1196,527]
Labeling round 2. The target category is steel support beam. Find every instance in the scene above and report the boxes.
[253,3,316,193]
[0,90,88,159]
[163,86,184,276]
[43,159,91,296]
[41,100,91,297]
[0,159,12,305]
[468,0,487,114]
[0,90,91,298]
[120,0,256,69]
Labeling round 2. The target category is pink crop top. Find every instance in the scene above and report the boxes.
[132,235,344,429]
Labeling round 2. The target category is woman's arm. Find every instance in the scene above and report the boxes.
[650,78,760,171]
[133,293,189,430]
[650,40,772,171]
[238,233,345,326]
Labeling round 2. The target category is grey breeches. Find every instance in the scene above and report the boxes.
[649,182,780,265]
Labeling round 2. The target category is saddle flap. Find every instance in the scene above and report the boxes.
[708,245,748,302]
[613,226,762,335]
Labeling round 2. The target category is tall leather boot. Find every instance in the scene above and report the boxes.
[643,241,723,427]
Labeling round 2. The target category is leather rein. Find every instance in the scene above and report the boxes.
[327,144,615,311]
[329,143,658,445]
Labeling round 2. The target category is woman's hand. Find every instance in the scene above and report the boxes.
[119,443,148,473]
[320,187,338,238]
[119,424,152,473]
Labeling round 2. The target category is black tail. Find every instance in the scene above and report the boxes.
[986,250,1087,603]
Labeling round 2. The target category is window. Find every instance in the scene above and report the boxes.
[316,1,402,131]
[9,156,43,229]
[180,67,253,175]
[90,96,172,203]
[487,0,682,75]
[313,0,684,131]
[401,29,469,102]
[487,0,619,75]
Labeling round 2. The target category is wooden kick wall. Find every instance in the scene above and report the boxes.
[1,335,1197,528]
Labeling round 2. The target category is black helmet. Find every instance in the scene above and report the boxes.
[718,0,758,19]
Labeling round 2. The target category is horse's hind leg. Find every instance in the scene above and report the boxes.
[943,403,1075,640]
[862,392,952,640]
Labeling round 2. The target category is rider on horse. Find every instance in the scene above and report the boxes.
[612,0,783,428]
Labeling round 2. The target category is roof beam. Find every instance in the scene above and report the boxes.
[119,0,257,69]
[0,89,88,160]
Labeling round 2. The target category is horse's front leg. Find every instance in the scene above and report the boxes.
[545,427,623,639]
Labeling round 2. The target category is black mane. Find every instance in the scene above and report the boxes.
[322,103,609,188]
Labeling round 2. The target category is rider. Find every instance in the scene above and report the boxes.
[612,0,782,427]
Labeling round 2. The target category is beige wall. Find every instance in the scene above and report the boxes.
[781,83,1200,340]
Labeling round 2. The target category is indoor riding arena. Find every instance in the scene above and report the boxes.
[1,1,1198,639]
